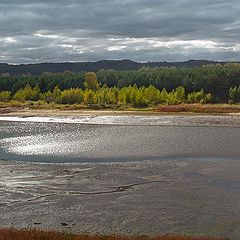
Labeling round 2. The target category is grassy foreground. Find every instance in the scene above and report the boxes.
[0,229,224,240]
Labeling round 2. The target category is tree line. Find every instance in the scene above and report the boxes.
[1,64,240,105]
[0,72,213,107]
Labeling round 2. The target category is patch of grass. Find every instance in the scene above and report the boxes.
[1,101,240,114]
[0,229,225,240]
[0,100,26,108]
[155,104,240,114]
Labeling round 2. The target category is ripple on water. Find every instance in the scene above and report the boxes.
[0,116,240,163]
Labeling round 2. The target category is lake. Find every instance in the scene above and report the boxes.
[0,115,240,163]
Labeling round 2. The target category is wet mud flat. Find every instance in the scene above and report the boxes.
[1,113,240,127]
[0,159,239,239]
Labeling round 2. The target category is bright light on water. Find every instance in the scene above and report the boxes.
[0,116,239,163]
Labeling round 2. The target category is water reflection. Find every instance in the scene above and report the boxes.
[0,117,240,163]
[0,114,240,126]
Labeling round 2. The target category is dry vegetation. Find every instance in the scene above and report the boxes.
[0,229,225,240]
[1,102,240,115]
[155,104,240,114]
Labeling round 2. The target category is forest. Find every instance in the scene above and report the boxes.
[1,64,240,107]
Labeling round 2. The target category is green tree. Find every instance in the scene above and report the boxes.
[84,89,96,104]
[84,72,100,91]
[174,86,186,103]
[229,86,240,103]
[60,88,84,104]
[0,91,11,102]
[42,90,54,103]
[14,85,40,102]
[53,85,61,103]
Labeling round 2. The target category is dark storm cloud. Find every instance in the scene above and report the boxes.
[1,0,240,63]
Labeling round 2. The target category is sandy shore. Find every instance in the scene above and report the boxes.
[1,107,240,117]
[1,108,240,128]
[0,159,239,239]
[0,109,213,120]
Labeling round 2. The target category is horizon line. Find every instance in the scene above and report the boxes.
[0,59,237,66]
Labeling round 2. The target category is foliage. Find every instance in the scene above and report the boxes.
[84,72,100,91]
[0,91,11,102]
[229,86,240,103]
[84,89,96,105]
[60,88,84,104]
[53,85,62,102]
[14,85,40,102]
[187,90,212,104]
[0,83,214,108]
[2,66,240,104]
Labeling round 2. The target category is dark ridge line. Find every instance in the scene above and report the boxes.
[1,59,238,75]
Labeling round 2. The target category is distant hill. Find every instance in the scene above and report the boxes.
[0,59,233,75]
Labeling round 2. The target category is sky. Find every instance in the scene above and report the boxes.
[1,0,240,64]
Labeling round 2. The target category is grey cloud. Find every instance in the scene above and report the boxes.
[0,0,240,63]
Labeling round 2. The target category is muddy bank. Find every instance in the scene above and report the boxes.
[0,159,239,239]
[1,106,240,118]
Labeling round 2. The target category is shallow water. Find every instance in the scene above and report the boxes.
[0,116,240,163]
[0,114,240,126]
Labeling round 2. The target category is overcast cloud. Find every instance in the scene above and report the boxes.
[1,0,240,63]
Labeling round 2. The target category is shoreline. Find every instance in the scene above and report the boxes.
[1,106,240,118]
[1,104,240,117]
[1,108,240,128]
